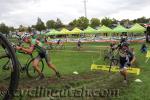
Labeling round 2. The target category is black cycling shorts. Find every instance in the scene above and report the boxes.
[35,51,50,64]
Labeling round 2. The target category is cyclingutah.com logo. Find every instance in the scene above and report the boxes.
[13,86,120,98]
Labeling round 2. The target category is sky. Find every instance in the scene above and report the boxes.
[0,0,150,27]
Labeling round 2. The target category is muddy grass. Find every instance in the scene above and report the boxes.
[13,71,135,100]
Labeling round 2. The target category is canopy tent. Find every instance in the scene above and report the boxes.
[70,27,82,34]
[45,29,61,36]
[60,28,71,34]
[113,25,128,33]
[128,23,146,33]
[82,26,98,34]
[97,25,113,33]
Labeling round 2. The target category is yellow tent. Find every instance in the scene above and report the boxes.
[70,27,82,34]
[60,28,71,34]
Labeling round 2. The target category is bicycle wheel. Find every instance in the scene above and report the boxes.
[109,58,119,72]
[26,59,44,78]
[0,33,19,100]
[103,50,110,60]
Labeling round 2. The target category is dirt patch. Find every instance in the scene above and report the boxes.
[18,71,106,89]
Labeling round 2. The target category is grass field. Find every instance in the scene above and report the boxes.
[1,41,150,100]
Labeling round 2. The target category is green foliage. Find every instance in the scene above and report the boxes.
[35,17,46,31]
[76,16,89,30]
[27,26,32,32]
[46,20,56,29]
[69,19,78,29]
[55,18,64,29]
[0,23,9,34]
[120,19,134,27]
[18,25,26,32]
[9,26,15,32]
[90,18,100,28]
[132,16,150,24]
[101,17,113,27]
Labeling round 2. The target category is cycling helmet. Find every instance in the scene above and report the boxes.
[120,38,126,43]
[21,32,30,40]
[121,42,129,47]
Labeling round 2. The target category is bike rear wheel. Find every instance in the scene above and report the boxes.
[26,59,44,78]
[0,33,19,100]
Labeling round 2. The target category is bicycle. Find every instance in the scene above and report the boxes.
[12,35,45,78]
[103,49,119,72]
[2,48,45,78]
[0,33,19,100]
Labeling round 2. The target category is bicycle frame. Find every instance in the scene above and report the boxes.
[16,51,34,71]
[1,50,33,72]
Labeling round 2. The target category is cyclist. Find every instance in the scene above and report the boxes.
[77,39,81,49]
[16,33,61,80]
[118,43,136,83]
[140,43,147,53]
[57,39,61,45]
[117,36,129,51]
[55,39,64,49]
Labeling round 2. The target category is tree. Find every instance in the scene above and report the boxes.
[0,23,9,35]
[76,16,89,30]
[55,18,64,29]
[18,25,27,32]
[9,26,15,32]
[46,20,56,29]
[112,18,118,25]
[68,19,78,29]
[31,25,36,29]
[101,17,113,27]
[132,16,149,24]
[119,19,133,28]
[27,26,32,33]
[35,17,46,32]
[90,18,100,28]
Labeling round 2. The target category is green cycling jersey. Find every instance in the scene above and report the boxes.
[31,38,46,53]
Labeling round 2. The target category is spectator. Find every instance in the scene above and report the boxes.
[140,43,147,53]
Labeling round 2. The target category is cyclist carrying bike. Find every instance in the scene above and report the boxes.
[16,33,61,80]
[118,43,136,83]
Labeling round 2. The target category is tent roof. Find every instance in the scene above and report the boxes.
[83,26,98,34]
[97,25,113,33]
[70,27,82,34]
[128,23,146,33]
[46,29,60,36]
[60,28,71,34]
[113,25,128,33]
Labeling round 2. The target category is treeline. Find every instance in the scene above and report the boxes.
[0,16,150,35]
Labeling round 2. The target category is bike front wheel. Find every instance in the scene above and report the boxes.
[0,33,19,100]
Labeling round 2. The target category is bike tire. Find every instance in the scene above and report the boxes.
[0,34,19,100]
[109,58,119,72]
[26,59,44,78]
